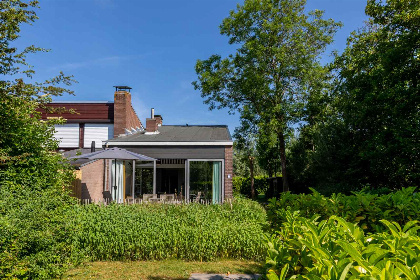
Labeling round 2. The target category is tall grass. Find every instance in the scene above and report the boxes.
[69,198,267,262]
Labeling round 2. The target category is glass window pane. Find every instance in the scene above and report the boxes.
[135,168,153,197]
[189,161,222,203]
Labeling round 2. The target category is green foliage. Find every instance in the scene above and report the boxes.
[287,0,420,193]
[0,1,78,279]
[233,176,269,198]
[334,0,420,189]
[0,187,82,279]
[267,187,420,233]
[193,0,341,191]
[70,198,267,262]
[264,210,420,279]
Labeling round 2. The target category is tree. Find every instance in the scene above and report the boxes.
[0,0,74,190]
[0,1,78,278]
[286,0,419,193]
[193,0,341,192]
[334,0,420,189]
[233,112,259,199]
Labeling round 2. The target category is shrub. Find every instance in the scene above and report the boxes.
[265,210,420,279]
[70,198,267,262]
[0,184,82,279]
[267,187,419,232]
[233,176,269,197]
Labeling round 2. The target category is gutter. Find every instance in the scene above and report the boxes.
[103,141,233,146]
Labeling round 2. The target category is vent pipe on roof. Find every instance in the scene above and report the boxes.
[151,108,155,119]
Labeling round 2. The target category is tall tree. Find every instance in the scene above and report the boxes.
[233,111,259,198]
[335,0,420,189]
[193,0,341,192]
[0,0,74,188]
[0,1,77,278]
[286,0,419,193]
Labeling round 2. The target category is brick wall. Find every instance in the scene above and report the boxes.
[146,118,158,132]
[80,159,105,201]
[224,146,233,199]
[114,91,142,137]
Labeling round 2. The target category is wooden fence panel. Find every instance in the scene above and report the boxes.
[68,170,82,199]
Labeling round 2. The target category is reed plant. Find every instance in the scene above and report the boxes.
[69,198,267,262]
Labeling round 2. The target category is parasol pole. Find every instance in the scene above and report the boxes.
[114,158,117,201]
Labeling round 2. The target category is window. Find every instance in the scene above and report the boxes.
[188,160,223,203]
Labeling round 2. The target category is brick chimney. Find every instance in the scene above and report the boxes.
[113,86,142,137]
[146,108,162,133]
[155,114,163,126]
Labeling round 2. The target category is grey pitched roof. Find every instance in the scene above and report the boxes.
[107,125,232,142]
[69,147,155,161]
[61,148,103,168]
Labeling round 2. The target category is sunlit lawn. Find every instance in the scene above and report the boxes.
[63,259,264,280]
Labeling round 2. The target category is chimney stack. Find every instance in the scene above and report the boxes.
[113,86,142,137]
[145,108,162,133]
[155,115,163,126]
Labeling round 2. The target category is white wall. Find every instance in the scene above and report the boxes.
[84,124,114,148]
[54,124,79,148]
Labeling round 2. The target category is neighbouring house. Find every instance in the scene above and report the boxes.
[40,86,142,150]
[41,86,233,203]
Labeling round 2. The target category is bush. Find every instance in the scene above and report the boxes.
[233,176,269,198]
[267,187,419,233]
[0,184,82,279]
[70,198,267,262]
[265,210,420,279]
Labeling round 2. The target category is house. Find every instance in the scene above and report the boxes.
[41,87,233,203]
[40,86,142,150]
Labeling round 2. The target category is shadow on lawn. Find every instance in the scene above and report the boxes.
[205,262,264,275]
[147,277,187,280]
[146,262,264,280]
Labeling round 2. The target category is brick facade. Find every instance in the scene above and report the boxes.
[146,118,158,132]
[114,91,142,137]
[224,145,233,199]
[80,159,106,201]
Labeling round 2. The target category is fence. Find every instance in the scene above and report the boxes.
[78,198,234,206]
[67,170,82,199]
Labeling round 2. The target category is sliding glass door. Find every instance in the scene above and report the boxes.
[111,160,124,202]
[188,160,223,203]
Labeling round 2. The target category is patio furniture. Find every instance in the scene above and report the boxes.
[160,194,175,202]
[143,194,157,202]
[194,192,202,203]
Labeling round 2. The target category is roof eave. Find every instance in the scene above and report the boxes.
[103,141,233,146]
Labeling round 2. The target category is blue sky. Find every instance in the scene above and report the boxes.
[16,0,368,133]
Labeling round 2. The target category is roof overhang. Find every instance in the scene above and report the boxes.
[104,141,233,146]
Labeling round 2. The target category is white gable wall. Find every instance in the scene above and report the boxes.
[84,124,114,148]
[54,124,79,148]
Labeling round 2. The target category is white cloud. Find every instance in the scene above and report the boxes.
[49,54,147,71]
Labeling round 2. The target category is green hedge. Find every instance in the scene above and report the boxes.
[0,185,82,279]
[267,187,419,233]
[70,198,267,262]
[233,176,269,197]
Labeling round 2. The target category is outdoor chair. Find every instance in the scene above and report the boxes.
[160,194,175,202]
[194,192,202,203]
[143,194,157,202]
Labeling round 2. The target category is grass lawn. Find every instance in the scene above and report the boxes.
[62,259,264,280]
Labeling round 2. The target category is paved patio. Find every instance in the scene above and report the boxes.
[189,273,261,280]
